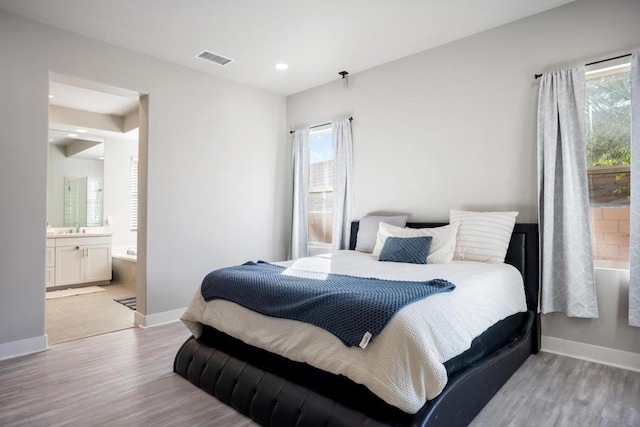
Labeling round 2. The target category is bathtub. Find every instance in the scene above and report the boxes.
[112,245,137,262]
[112,245,137,285]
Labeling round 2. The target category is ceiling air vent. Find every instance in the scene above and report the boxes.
[196,50,233,66]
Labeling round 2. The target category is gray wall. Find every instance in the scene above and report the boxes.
[0,11,288,352]
[287,0,640,354]
[543,268,640,353]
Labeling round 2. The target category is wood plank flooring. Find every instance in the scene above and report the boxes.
[0,323,255,427]
[471,352,640,426]
[1,322,638,426]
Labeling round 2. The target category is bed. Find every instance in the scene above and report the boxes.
[174,222,540,426]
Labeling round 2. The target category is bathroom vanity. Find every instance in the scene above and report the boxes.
[46,233,112,288]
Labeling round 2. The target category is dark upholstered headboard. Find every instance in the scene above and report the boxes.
[348,222,540,314]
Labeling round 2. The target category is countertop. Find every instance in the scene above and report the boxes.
[47,232,113,239]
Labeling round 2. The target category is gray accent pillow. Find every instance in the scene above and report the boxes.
[355,215,408,253]
[379,236,433,264]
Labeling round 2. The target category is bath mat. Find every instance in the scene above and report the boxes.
[114,296,136,311]
[46,286,106,300]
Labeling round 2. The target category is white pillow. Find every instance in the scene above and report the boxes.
[372,222,459,264]
[355,215,408,253]
[449,209,518,263]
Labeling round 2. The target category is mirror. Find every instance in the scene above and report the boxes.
[63,176,103,227]
[47,129,105,227]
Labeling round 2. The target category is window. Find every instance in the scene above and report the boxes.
[585,61,631,268]
[308,125,333,252]
[130,157,138,231]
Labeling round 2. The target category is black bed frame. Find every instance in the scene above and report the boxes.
[174,222,540,427]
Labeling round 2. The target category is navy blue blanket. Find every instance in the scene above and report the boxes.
[201,261,455,348]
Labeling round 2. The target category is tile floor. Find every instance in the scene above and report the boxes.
[45,281,136,345]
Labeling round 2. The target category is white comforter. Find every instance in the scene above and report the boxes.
[181,250,527,413]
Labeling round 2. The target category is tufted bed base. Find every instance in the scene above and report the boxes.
[174,223,540,426]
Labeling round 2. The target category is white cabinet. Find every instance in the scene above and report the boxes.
[84,245,112,282]
[49,235,112,287]
[55,246,85,286]
[46,239,55,288]
[45,267,55,288]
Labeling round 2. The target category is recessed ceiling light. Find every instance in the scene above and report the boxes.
[67,133,79,138]
[49,95,54,99]
[75,129,87,133]
[98,156,104,160]
[275,63,289,70]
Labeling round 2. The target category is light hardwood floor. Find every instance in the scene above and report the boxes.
[1,322,638,426]
[46,282,136,344]
[471,352,640,426]
[0,323,255,427]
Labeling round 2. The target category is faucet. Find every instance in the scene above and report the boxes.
[73,222,80,233]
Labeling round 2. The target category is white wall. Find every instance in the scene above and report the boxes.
[103,137,138,246]
[47,145,104,227]
[0,11,288,357]
[287,0,640,358]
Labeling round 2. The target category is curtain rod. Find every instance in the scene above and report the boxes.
[289,116,353,134]
[534,53,632,79]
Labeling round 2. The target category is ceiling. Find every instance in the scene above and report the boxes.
[48,77,140,160]
[48,129,105,161]
[49,81,139,116]
[0,0,574,96]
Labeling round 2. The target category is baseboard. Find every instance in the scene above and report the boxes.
[542,335,640,372]
[134,307,185,328]
[0,334,48,361]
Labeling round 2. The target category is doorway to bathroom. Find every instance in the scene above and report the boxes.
[45,73,144,344]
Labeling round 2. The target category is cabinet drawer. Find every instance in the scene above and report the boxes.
[46,267,55,288]
[46,247,55,268]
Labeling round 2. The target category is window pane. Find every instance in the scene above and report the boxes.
[130,157,138,231]
[585,64,631,267]
[308,127,333,247]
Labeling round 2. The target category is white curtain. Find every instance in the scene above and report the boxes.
[331,118,353,252]
[291,128,310,259]
[537,67,599,318]
[630,53,640,326]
